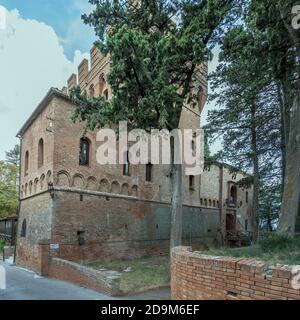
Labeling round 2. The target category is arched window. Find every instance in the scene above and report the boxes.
[146,163,153,182]
[103,89,109,101]
[21,219,27,237]
[246,191,249,203]
[204,199,207,206]
[38,138,44,168]
[89,84,95,97]
[25,151,29,176]
[213,200,216,207]
[209,199,212,207]
[79,138,90,166]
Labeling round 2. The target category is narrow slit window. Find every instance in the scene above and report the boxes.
[146,163,153,182]
[38,138,44,168]
[79,138,90,166]
[123,151,130,176]
[25,151,29,176]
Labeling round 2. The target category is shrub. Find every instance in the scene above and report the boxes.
[0,240,6,252]
[260,234,300,252]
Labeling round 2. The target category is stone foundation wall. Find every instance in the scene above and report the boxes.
[50,191,219,263]
[171,247,300,300]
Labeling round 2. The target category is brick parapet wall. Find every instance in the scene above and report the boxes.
[48,257,122,296]
[171,246,300,300]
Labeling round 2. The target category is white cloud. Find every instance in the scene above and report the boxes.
[58,0,95,57]
[0,7,89,159]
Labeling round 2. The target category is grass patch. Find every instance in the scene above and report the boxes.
[88,256,170,294]
[202,235,300,265]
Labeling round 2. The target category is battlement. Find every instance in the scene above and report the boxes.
[65,44,208,115]
[66,46,111,100]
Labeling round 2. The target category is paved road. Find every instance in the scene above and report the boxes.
[0,261,170,300]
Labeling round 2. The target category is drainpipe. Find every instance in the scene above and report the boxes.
[13,135,22,264]
[219,165,225,245]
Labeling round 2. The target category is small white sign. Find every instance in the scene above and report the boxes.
[0,265,6,290]
[237,214,241,219]
[50,244,60,250]
[0,6,6,30]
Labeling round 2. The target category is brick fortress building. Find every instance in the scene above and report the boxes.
[16,46,254,272]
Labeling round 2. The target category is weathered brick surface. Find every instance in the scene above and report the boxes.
[171,247,300,300]
[16,46,253,273]
[16,193,52,272]
[48,257,122,296]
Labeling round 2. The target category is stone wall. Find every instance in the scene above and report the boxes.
[16,192,53,272]
[37,242,122,296]
[171,247,300,300]
[50,190,219,263]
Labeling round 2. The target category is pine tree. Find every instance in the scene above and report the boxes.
[71,0,237,249]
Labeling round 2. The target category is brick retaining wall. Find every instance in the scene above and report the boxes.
[48,258,122,296]
[171,246,300,300]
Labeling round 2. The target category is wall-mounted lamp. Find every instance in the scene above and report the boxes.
[48,182,54,198]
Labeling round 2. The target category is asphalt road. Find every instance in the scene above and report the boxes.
[0,261,170,300]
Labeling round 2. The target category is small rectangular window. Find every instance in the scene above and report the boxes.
[245,219,248,231]
[146,163,153,182]
[123,151,130,176]
[189,175,195,190]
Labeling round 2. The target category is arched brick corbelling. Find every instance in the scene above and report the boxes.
[29,181,33,195]
[121,183,130,196]
[72,173,85,188]
[34,178,39,194]
[99,178,110,193]
[131,185,138,197]
[86,176,98,190]
[111,181,120,194]
[46,170,52,183]
[21,185,24,198]
[24,183,28,196]
[56,170,71,187]
[40,174,46,191]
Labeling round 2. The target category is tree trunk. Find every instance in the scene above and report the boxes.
[170,163,183,250]
[277,89,300,236]
[250,104,260,244]
[278,77,291,190]
[169,131,183,250]
[277,4,300,237]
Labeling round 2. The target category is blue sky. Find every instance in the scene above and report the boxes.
[0,1,96,160]
[0,0,96,59]
[0,1,221,160]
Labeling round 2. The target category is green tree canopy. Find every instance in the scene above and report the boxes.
[0,161,18,218]
[71,0,238,247]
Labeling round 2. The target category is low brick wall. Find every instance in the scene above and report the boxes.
[171,246,300,300]
[48,258,122,296]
